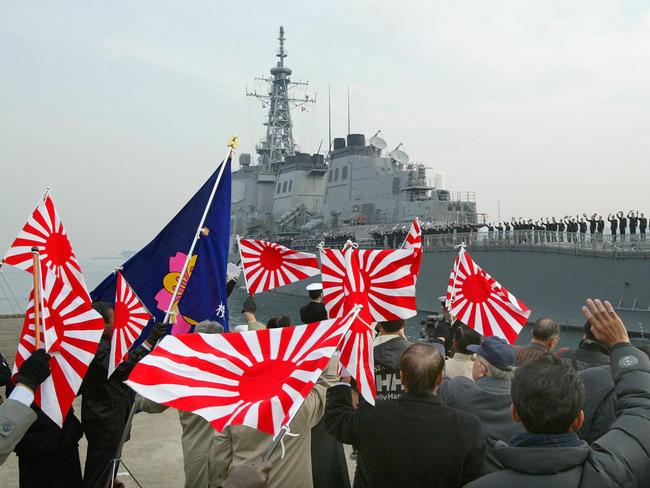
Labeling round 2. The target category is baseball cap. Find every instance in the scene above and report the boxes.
[467,336,515,371]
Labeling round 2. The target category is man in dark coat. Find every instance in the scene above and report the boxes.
[325,343,486,488]
[354,319,411,487]
[300,283,328,324]
[439,336,523,472]
[575,365,616,443]
[556,321,610,371]
[466,298,650,488]
[514,317,559,366]
[80,302,166,488]
[13,404,84,487]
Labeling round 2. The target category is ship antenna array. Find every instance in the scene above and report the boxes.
[245,26,316,169]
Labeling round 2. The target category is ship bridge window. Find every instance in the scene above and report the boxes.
[282,181,288,193]
[342,165,348,180]
[334,168,339,181]
[328,170,332,183]
[288,180,293,192]
[276,183,281,194]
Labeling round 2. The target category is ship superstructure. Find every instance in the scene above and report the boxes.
[231,26,477,239]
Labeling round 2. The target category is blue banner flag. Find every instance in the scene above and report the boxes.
[91,157,232,332]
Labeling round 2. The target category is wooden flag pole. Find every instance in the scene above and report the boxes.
[31,247,43,350]
[162,139,237,324]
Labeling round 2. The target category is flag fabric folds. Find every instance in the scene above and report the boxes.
[446,247,530,344]
[338,314,377,405]
[238,239,320,295]
[320,247,417,321]
[13,267,104,426]
[91,158,232,334]
[403,219,423,279]
[109,271,152,378]
[126,308,360,436]
[2,193,90,303]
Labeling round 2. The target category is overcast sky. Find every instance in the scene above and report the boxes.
[1,1,649,257]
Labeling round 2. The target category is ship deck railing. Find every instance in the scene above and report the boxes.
[418,231,650,259]
[290,231,650,259]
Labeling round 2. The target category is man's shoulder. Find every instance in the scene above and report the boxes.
[444,374,476,392]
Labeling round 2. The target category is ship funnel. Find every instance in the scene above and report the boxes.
[333,137,346,150]
[239,153,251,167]
[347,134,366,147]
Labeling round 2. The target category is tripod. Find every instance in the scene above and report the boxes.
[94,402,143,488]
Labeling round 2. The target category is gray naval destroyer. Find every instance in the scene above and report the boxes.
[232,26,650,335]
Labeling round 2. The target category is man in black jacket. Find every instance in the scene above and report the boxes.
[300,283,328,324]
[297,283,350,488]
[325,343,486,488]
[466,298,650,487]
[373,319,410,401]
[354,319,411,487]
[80,302,166,488]
[556,321,610,371]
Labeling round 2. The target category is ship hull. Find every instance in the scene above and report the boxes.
[252,248,650,334]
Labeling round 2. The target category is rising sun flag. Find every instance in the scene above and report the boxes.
[109,271,153,378]
[320,247,417,321]
[126,307,362,436]
[2,192,90,303]
[238,238,320,295]
[13,267,104,426]
[446,246,531,344]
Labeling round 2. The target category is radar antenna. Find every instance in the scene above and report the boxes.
[389,143,409,165]
[246,26,316,170]
[369,130,387,152]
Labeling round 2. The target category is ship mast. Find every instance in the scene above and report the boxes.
[246,26,315,171]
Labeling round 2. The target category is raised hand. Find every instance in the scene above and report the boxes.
[581,299,629,347]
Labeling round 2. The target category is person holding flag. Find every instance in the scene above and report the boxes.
[0,350,51,466]
[80,303,166,488]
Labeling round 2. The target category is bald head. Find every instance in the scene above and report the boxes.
[400,343,445,396]
[533,318,560,341]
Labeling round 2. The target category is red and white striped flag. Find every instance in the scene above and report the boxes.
[13,267,104,426]
[2,193,90,302]
[403,219,423,279]
[109,271,152,378]
[320,247,417,321]
[445,247,530,344]
[238,238,320,295]
[126,308,361,436]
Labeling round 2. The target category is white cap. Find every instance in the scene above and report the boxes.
[438,296,447,303]
[306,283,323,292]
[233,324,249,333]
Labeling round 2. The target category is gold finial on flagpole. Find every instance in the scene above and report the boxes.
[227,135,240,150]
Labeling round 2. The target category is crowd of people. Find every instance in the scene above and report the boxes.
[2,278,650,488]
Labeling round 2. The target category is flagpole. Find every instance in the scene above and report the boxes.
[235,235,252,296]
[162,139,237,324]
[31,248,43,350]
